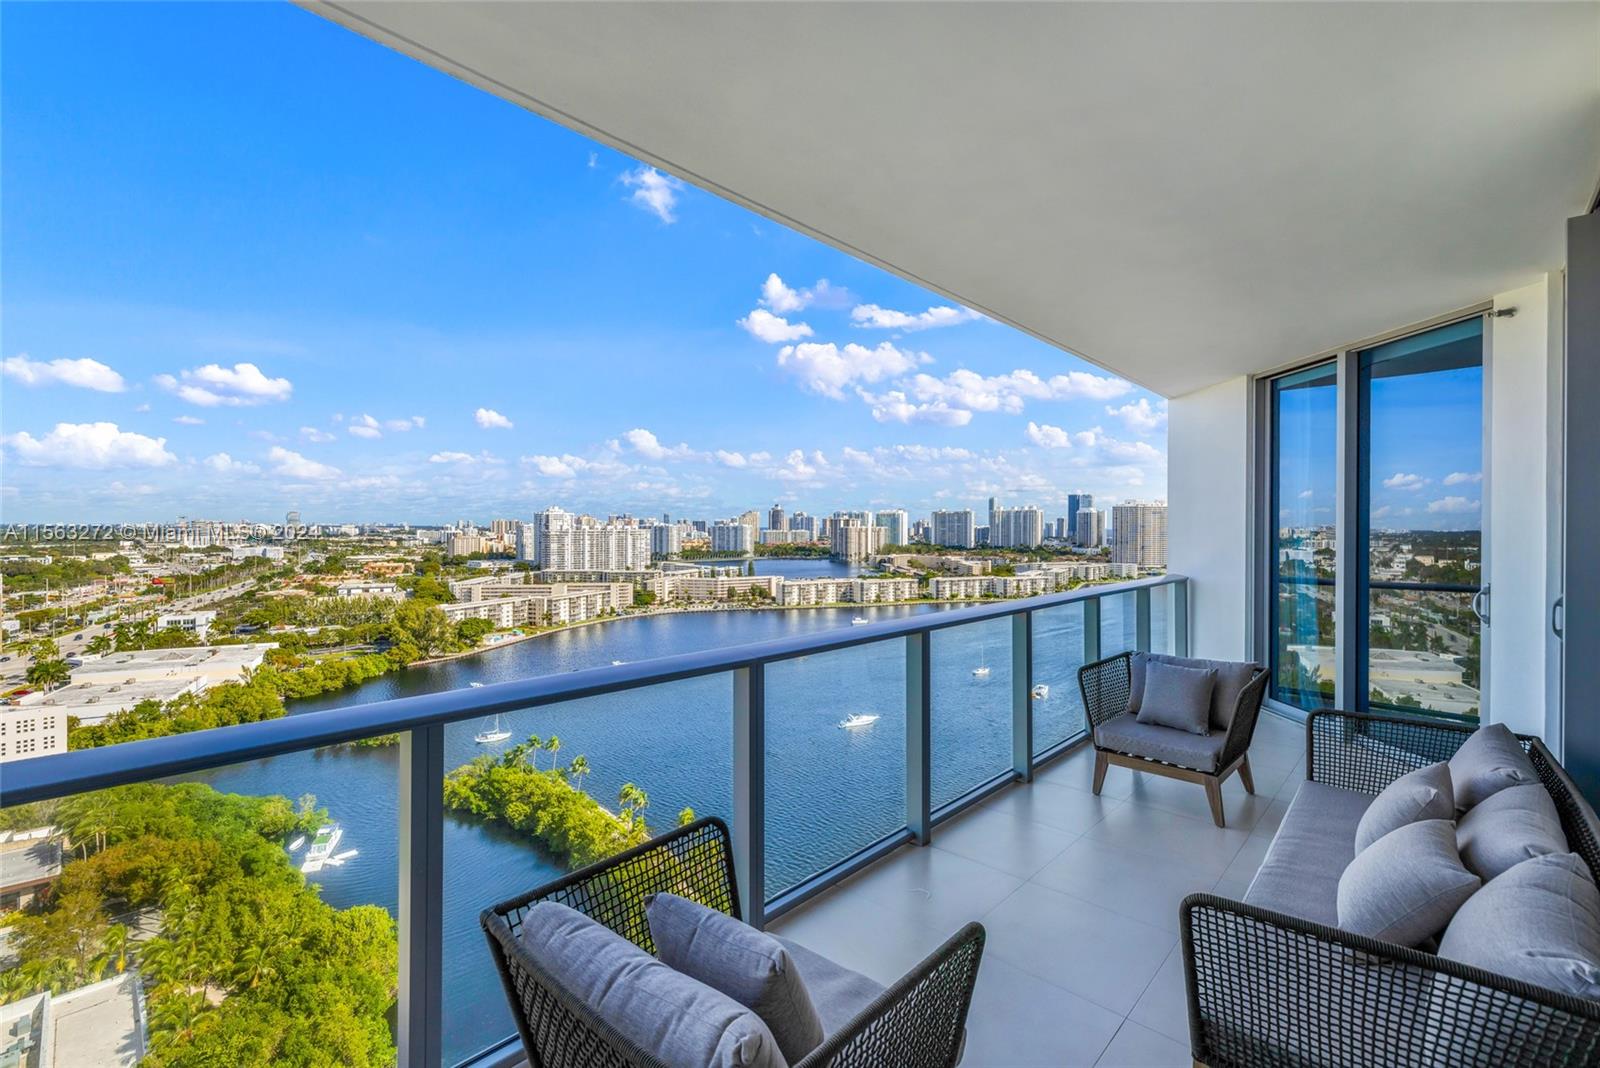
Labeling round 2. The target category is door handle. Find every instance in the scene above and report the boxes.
[1471,586,1490,626]
[1553,596,1565,640]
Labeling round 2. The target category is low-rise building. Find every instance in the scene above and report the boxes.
[0,972,147,1067]
[662,574,781,602]
[0,705,69,761]
[777,578,920,605]
[155,610,217,639]
[334,580,404,599]
[0,827,62,911]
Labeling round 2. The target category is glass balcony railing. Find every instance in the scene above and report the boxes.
[0,574,1186,1067]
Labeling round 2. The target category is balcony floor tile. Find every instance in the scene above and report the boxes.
[1095,1020,1192,1067]
[932,801,1082,879]
[962,956,1124,1067]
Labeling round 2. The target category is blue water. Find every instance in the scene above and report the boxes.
[188,592,1158,1065]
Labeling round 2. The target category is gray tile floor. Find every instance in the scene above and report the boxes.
[768,711,1308,1068]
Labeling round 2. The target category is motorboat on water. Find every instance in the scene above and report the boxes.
[1031,684,1049,700]
[470,681,485,688]
[838,713,880,729]
[612,659,626,665]
[971,665,991,678]
[301,824,343,874]
[475,714,512,744]
[851,617,869,626]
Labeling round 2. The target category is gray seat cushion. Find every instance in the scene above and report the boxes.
[1355,761,1454,854]
[1456,782,1569,882]
[1337,819,1481,946]
[1439,852,1600,998]
[518,901,785,1068]
[1095,713,1226,772]
[1245,780,1373,926]
[1134,660,1216,735]
[647,893,823,1063]
[1129,652,1260,732]
[773,937,886,1039]
[1448,722,1538,812]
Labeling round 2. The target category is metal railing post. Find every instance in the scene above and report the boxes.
[733,664,766,929]
[905,632,932,845]
[398,723,445,1068]
[1174,580,1191,656]
[1135,586,1152,652]
[1083,594,1102,665]
[1012,611,1033,782]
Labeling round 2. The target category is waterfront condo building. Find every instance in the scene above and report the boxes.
[1075,507,1107,549]
[829,517,882,562]
[710,519,754,554]
[1111,500,1169,569]
[524,507,652,571]
[930,508,976,549]
[990,505,1046,549]
[874,508,910,548]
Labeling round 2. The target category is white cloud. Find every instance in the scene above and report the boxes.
[850,303,982,331]
[267,446,341,480]
[3,354,126,392]
[475,408,514,430]
[4,422,176,468]
[349,414,383,439]
[155,362,292,406]
[622,428,698,461]
[769,449,832,483]
[757,274,852,315]
[619,166,683,224]
[858,389,973,426]
[300,426,336,443]
[429,451,477,465]
[714,450,748,468]
[776,341,932,399]
[1382,472,1428,492]
[1443,471,1482,486]
[172,415,205,426]
[1298,489,1315,500]
[1427,496,1480,515]
[385,416,425,432]
[203,452,260,475]
[587,151,598,169]
[737,308,813,344]
[906,368,1132,415]
[1106,397,1167,434]
[1025,422,1074,448]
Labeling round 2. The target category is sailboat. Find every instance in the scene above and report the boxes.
[475,714,512,744]
[972,635,992,677]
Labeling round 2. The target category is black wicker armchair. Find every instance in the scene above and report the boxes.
[1078,651,1270,826]
[1181,710,1600,1068]
[482,817,986,1068]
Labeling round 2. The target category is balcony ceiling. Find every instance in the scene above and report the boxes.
[308,1,1599,396]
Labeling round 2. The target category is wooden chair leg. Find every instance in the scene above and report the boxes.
[1238,755,1256,795]
[1204,776,1226,827]
[1091,750,1108,796]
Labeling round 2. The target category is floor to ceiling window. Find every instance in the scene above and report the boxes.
[1262,314,1486,720]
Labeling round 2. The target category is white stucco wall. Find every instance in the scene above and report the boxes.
[1487,274,1562,738]
[1167,375,1252,661]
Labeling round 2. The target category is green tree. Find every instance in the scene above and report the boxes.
[545,735,561,772]
[568,755,590,794]
[26,657,71,692]
[85,633,114,655]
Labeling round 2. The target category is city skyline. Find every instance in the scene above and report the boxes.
[1,3,1169,524]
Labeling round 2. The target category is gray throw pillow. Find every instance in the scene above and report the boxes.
[1134,660,1216,735]
[647,892,824,1063]
[1447,722,1538,812]
[1456,782,1569,882]
[517,901,783,1068]
[1439,852,1600,998]
[1355,761,1454,854]
[1337,819,1481,946]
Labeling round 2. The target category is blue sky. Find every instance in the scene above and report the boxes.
[1,2,1169,525]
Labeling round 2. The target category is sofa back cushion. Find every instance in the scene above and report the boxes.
[518,901,785,1068]
[647,892,823,1064]
[1337,819,1481,946]
[1456,782,1569,883]
[1134,661,1216,735]
[1439,852,1600,999]
[1354,761,1454,854]
[1448,722,1538,812]
[1129,653,1259,732]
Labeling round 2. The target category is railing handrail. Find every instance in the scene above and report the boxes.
[0,573,1183,808]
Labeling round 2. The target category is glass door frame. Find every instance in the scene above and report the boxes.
[1254,303,1493,721]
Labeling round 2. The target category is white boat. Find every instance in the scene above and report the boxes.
[323,849,359,867]
[851,617,869,625]
[1031,684,1049,700]
[301,824,343,874]
[611,659,626,665]
[475,714,512,744]
[470,682,485,688]
[972,665,991,678]
[838,713,880,729]
[287,835,306,851]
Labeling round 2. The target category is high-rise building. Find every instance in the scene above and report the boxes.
[738,510,761,547]
[991,505,1045,548]
[874,509,909,548]
[711,520,754,554]
[648,521,683,558]
[930,509,976,548]
[1111,500,1168,568]
[1066,493,1093,540]
[910,518,932,543]
[987,496,999,533]
[787,512,817,539]
[830,517,880,562]
[767,505,786,532]
[1075,508,1106,548]
[524,507,652,570]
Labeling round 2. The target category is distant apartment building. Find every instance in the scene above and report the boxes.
[156,610,217,639]
[737,510,761,545]
[787,512,818,538]
[990,505,1045,548]
[929,574,1055,599]
[334,580,403,599]
[1066,493,1093,540]
[711,520,754,554]
[930,509,976,548]
[767,504,786,531]
[523,508,652,571]
[663,573,782,602]
[830,518,881,562]
[1111,500,1169,568]
[760,528,811,545]
[910,518,932,543]
[440,581,632,628]
[648,521,683,558]
[874,509,910,548]
[778,577,919,606]
[0,707,66,763]
[1075,508,1106,548]
[446,531,492,557]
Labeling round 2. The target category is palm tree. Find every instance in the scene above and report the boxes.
[26,657,70,693]
[568,755,590,794]
[545,736,561,774]
[524,735,543,770]
[618,783,649,829]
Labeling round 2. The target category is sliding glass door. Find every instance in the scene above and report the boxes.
[1262,314,1486,720]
